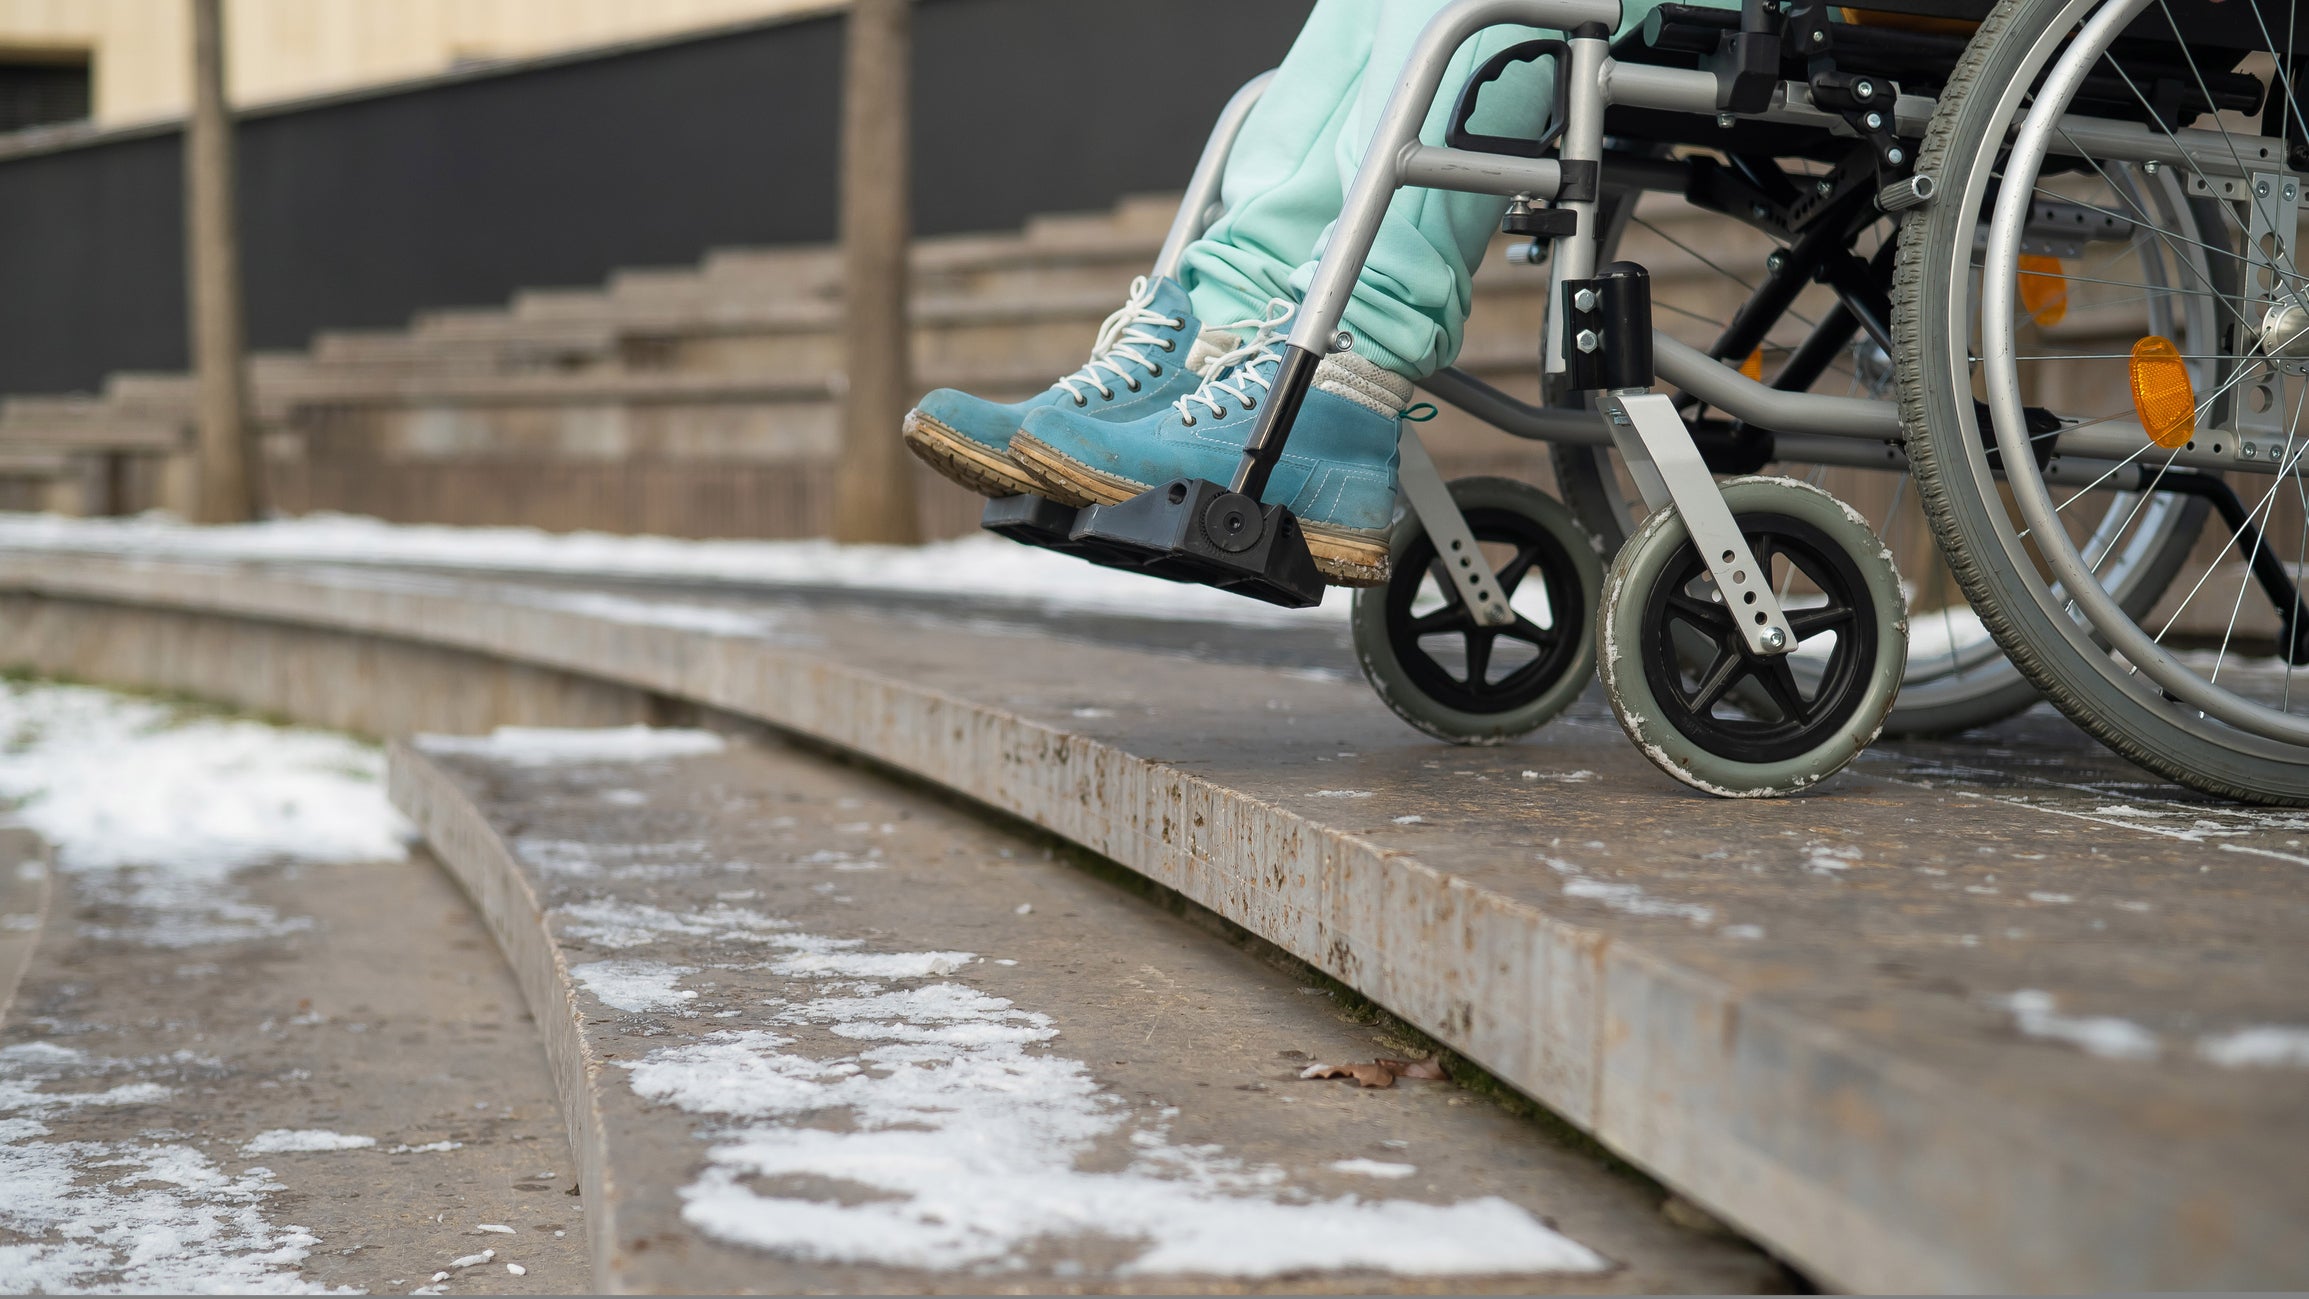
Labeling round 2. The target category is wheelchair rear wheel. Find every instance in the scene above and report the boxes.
[1902,0,2309,804]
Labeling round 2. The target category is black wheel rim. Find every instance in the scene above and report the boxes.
[1640,511,1877,764]
[1384,505,1584,715]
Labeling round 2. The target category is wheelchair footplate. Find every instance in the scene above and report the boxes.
[981,479,1324,609]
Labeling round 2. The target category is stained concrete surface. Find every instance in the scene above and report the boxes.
[396,727,1789,1294]
[0,834,589,1293]
[1,550,2304,1290]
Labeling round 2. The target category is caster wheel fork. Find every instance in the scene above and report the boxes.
[1599,476,1907,797]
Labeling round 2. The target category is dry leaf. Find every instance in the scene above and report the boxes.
[1298,1057,1446,1088]
[1384,1057,1448,1081]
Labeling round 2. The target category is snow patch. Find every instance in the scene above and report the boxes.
[2000,990,2160,1061]
[0,680,406,949]
[557,898,794,950]
[571,960,700,1013]
[622,943,1607,1278]
[242,1130,377,1154]
[768,950,974,979]
[2198,1025,2309,1068]
[0,513,1340,628]
[417,725,724,767]
[0,1042,342,1293]
[1328,1159,1417,1179]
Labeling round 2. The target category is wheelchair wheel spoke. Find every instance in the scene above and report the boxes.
[1666,590,1733,631]
[1410,605,1472,635]
[1787,604,1854,640]
[1463,630,1497,687]
[1688,647,1747,714]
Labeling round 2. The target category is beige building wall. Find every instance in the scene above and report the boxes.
[0,0,842,126]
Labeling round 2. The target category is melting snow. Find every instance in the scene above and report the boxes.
[241,1130,377,1155]
[0,512,1341,628]
[2198,1025,2309,1068]
[0,1045,342,1293]
[0,682,407,949]
[417,725,724,767]
[2000,990,2160,1061]
[1328,1159,1418,1179]
[571,960,700,1013]
[621,942,1607,1278]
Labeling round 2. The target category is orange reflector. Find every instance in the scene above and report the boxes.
[2018,254,2068,327]
[1740,348,1764,382]
[2129,335,2196,449]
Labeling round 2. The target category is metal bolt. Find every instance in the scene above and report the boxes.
[1717,112,1736,128]
[1886,146,1905,166]
[1816,179,1834,196]
[1854,79,1875,99]
[2259,180,2273,197]
[1573,287,1598,312]
[1766,250,1788,273]
[1864,111,1884,131]
[1332,329,1355,353]
[1810,27,1825,43]
[2244,442,2258,459]
[1575,328,1602,353]
[1760,626,1788,651]
[2143,160,2159,173]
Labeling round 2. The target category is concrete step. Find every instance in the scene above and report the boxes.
[391,724,1783,1293]
[7,546,2308,1291]
[0,786,588,1292]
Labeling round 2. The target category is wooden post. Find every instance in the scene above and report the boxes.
[185,0,260,523]
[830,0,920,545]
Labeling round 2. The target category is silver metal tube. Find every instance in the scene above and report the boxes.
[1543,29,1611,386]
[1598,59,1714,115]
[1284,0,1621,357]
[1151,71,1274,282]
[1653,332,1903,438]
[1396,145,1563,199]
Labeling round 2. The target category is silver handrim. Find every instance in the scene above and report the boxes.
[1977,0,2309,744]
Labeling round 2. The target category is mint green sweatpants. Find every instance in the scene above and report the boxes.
[1180,0,1676,380]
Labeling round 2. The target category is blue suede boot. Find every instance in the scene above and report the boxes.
[1010,302,1409,586]
[901,276,1217,497]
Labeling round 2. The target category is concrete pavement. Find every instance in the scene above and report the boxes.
[0,547,2302,1289]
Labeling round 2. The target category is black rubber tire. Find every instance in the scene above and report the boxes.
[1351,477,1603,745]
[1598,477,1907,797]
[1895,0,2309,804]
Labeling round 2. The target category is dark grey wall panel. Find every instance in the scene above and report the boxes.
[0,0,1313,397]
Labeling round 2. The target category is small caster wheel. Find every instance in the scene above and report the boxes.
[1598,476,1906,797]
[1352,476,1603,744]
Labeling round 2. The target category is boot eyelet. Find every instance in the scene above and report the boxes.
[1241,397,1257,411]
[1169,317,1184,329]
[1073,396,1088,407]
[1125,378,1141,392]
[1146,363,1163,377]
[1160,340,1177,352]
[1181,414,1197,427]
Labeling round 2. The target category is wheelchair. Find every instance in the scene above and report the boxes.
[986,0,2309,805]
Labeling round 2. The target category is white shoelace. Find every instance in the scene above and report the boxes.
[1051,276,1186,404]
[1174,299,1295,426]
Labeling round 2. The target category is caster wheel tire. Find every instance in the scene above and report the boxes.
[1599,476,1906,797]
[1351,476,1602,745]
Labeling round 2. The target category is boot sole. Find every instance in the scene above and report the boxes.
[901,410,1045,499]
[1010,433,1390,587]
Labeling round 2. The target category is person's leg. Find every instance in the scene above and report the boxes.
[1176,0,1379,336]
[1012,4,1558,585]
[1303,8,1556,380]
